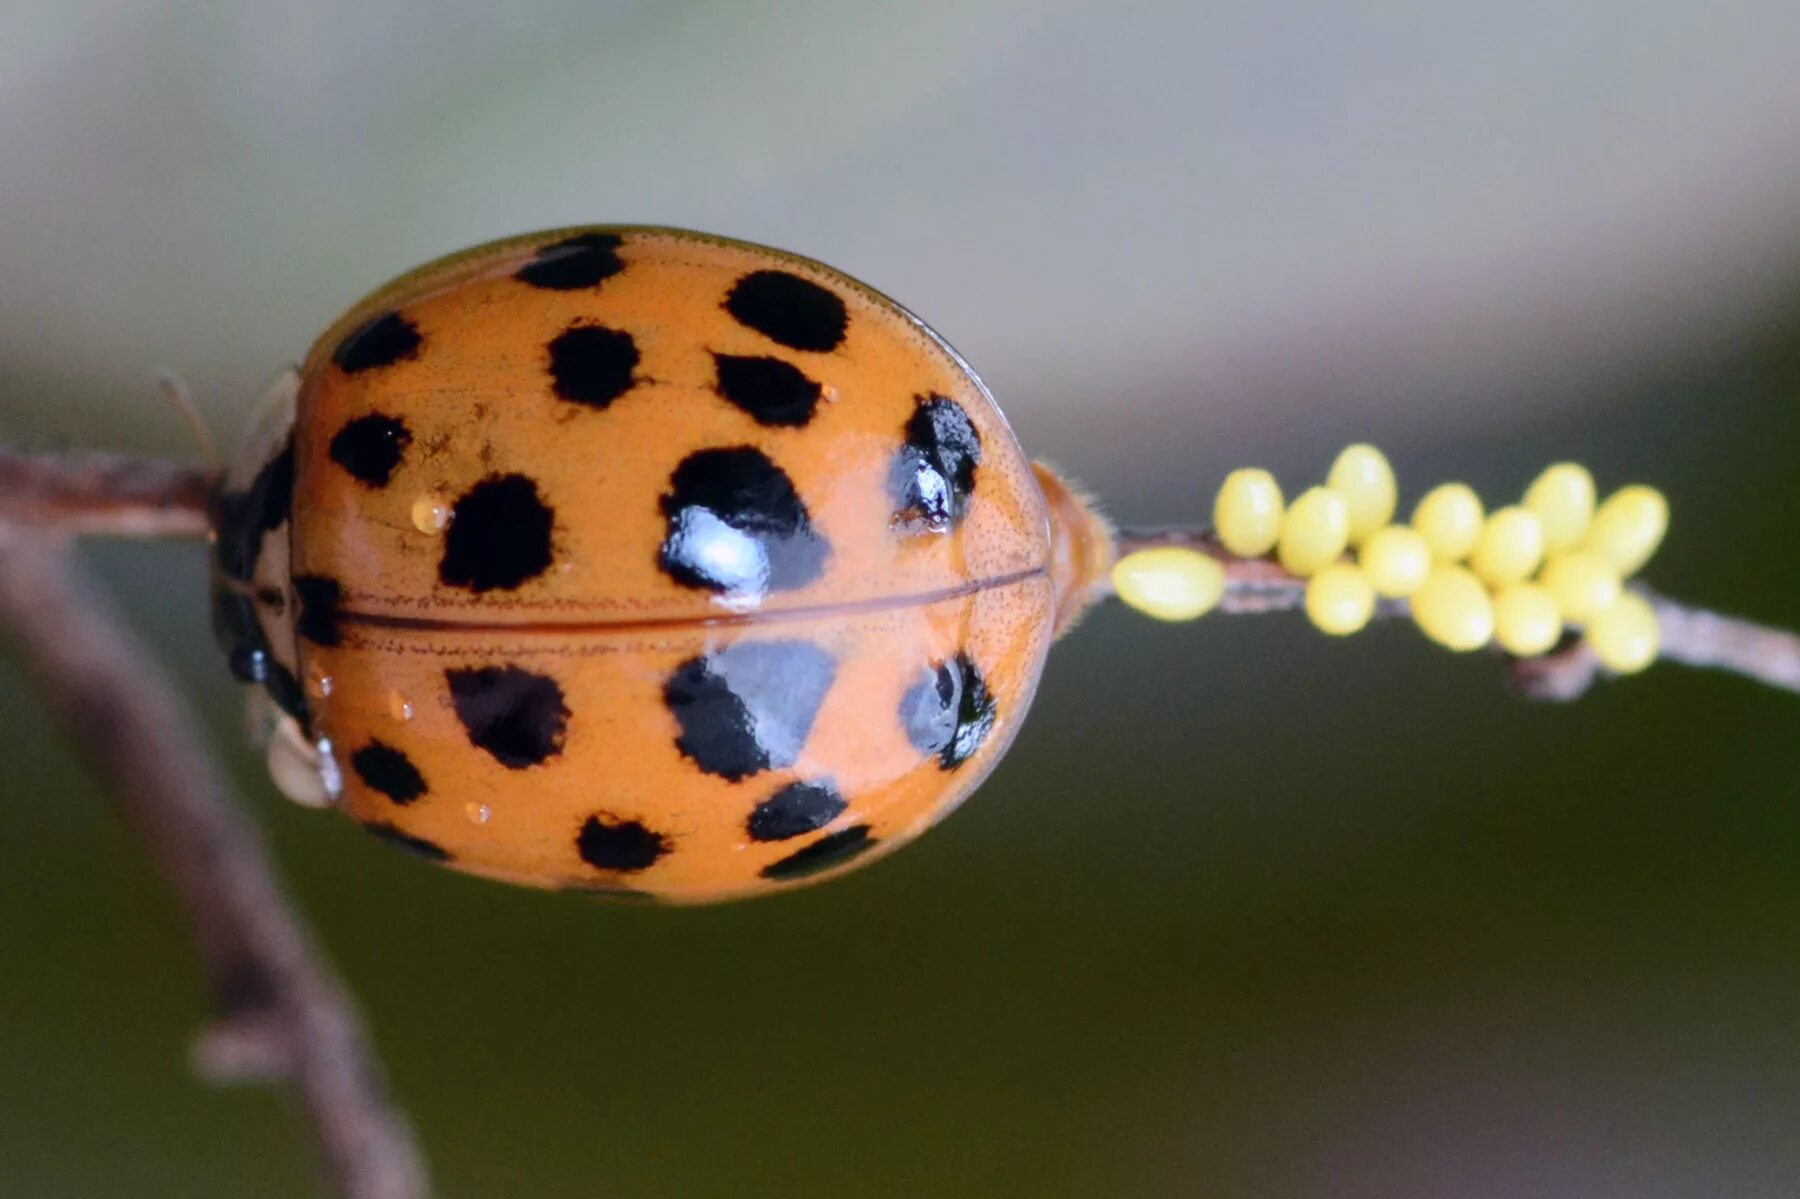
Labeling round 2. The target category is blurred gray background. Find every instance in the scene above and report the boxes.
[5,3,1800,1196]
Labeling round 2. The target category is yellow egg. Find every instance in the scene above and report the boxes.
[1584,485,1668,577]
[1522,462,1596,554]
[1492,583,1563,656]
[1110,547,1227,622]
[1276,487,1351,576]
[1411,483,1485,562]
[1305,564,1376,636]
[1213,468,1285,557]
[1326,444,1397,545]
[1586,592,1660,673]
[1358,525,1433,598]
[1411,565,1495,651]
[1469,506,1545,587]
[1539,551,1622,622]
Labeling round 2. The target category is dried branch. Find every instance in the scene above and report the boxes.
[1641,585,1800,691]
[0,448,213,538]
[1113,527,1800,699]
[0,440,1789,1199]
[0,528,428,1199]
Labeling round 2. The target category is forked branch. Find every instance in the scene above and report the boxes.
[0,446,1792,1198]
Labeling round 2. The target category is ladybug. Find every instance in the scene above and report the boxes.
[210,226,1114,902]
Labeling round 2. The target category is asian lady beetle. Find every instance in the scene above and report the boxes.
[210,227,1114,903]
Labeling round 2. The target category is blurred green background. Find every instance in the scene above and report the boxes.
[6,3,1800,1196]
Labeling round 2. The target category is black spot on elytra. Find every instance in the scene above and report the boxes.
[211,441,293,582]
[446,665,569,769]
[712,354,823,427]
[361,821,451,862]
[439,474,554,592]
[332,311,422,374]
[576,815,671,873]
[724,270,847,352]
[748,779,847,842]
[890,395,983,533]
[760,825,876,882]
[351,741,428,805]
[328,414,411,487]
[292,575,342,647]
[663,640,836,782]
[515,232,626,291]
[900,652,997,770]
[658,447,828,598]
[548,324,640,409]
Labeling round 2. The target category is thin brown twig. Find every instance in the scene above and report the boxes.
[1642,585,1800,691]
[0,444,1792,1194]
[0,448,213,538]
[1113,527,1800,699]
[0,528,429,1199]
[2,448,1794,701]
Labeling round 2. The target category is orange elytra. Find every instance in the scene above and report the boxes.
[209,226,1114,903]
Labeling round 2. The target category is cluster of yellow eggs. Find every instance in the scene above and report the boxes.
[1109,445,1669,674]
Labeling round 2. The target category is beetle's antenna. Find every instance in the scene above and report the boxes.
[155,367,219,472]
